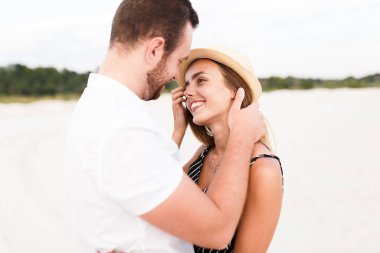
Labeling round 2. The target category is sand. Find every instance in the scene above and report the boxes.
[0,88,379,252]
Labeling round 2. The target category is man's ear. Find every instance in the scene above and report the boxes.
[145,37,165,67]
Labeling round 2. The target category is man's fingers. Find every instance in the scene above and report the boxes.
[231,88,245,112]
[248,104,259,114]
[251,102,259,110]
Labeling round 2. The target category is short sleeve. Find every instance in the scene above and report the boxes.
[98,123,183,216]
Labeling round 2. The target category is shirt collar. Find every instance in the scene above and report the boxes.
[87,72,150,114]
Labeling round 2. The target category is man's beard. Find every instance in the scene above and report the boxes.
[146,58,169,100]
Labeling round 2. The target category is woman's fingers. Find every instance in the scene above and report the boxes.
[172,97,186,106]
[171,87,186,100]
[172,93,186,102]
[171,86,185,93]
[172,93,185,101]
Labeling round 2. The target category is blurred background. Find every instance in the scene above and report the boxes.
[0,0,379,252]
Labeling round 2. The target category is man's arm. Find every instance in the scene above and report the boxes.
[141,89,266,249]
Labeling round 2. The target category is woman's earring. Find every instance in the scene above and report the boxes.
[205,126,213,136]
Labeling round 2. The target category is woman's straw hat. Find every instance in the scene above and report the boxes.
[178,45,262,101]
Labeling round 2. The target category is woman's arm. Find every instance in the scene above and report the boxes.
[171,86,188,147]
[234,145,283,253]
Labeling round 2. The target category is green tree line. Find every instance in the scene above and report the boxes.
[1,64,379,96]
[0,64,89,96]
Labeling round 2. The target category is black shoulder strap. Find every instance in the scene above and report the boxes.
[250,154,283,176]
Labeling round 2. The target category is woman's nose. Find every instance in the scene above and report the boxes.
[184,85,194,97]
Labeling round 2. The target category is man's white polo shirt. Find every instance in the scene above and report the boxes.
[65,73,194,253]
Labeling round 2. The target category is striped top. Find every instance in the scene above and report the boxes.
[187,146,283,253]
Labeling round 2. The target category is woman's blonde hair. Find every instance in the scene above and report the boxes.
[185,59,272,151]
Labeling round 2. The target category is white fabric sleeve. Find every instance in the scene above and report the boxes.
[98,124,183,216]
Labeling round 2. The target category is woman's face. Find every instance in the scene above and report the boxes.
[184,59,235,126]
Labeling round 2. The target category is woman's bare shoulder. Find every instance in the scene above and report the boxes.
[250,142,282,186]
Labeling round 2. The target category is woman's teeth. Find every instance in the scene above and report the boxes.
[191,102,204,111]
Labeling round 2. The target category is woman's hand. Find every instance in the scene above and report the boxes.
[171,86,188,148]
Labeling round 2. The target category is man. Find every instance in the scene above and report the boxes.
[65,0,266,252]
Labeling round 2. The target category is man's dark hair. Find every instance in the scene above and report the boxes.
[110,0,199,53]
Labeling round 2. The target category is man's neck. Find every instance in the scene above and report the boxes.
[98,46,147,99]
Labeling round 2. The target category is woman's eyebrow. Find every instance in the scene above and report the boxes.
[185,71,207,85]
[190,71,206,81]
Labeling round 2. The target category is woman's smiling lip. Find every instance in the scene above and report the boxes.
[187,100,206,112]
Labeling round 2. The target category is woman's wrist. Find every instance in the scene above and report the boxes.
[173,124,187,136]
[172,130,185,148]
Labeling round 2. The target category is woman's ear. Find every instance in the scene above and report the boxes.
[230,88,238,100]
[145,37,165,67]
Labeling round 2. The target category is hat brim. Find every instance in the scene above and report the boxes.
[178,48,262,102]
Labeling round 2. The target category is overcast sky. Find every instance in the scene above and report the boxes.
[1,0,379,78]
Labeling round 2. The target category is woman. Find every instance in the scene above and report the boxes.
[171,46,284,253]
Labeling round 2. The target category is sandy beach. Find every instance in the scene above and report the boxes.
[0,88,379,252]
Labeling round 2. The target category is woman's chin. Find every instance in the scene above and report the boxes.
[192,116,207,126]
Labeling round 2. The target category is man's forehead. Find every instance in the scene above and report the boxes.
[178,22,193,52]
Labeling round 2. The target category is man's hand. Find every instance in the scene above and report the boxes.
[228,88,266,144]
